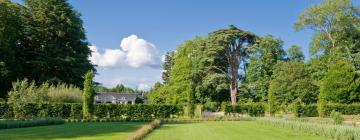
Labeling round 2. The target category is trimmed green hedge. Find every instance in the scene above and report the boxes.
[293,104,318,117]
[293,103,360,117]
[0,118,65,129]
[222,103,265,117]
[0,103,182,119]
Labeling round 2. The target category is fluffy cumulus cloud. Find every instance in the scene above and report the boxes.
[89,35,161,68]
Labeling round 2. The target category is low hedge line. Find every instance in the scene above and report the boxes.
[0,103,182,119]
[222,103,265,117]
[293,103,360,117]
[0,118,65,129]
[125,119,161,140]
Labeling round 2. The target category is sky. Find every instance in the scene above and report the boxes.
[11,0,359,90]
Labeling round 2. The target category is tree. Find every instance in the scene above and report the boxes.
[19,0,94,88]
[0,0,24,98]
[269,61,317,108]
[83,71,95,119]
[320,60,360,104]
[295,0,360,58]
[162,52,174,84]
[245,35,285,101]
[287,45,305,61]
[207,25,257,104]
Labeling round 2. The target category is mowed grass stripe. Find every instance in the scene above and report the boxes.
[0,122,146,140]
[145,121,329,140]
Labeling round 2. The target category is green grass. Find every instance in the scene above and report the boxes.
[0,122,146,140]
[145,121,329,140]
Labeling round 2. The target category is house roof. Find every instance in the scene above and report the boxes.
[95,92,138,100]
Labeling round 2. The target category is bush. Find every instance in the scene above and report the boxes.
[0,118,65,129]
[330,110,344,125]
[222,102,265,117]
[293,103,360,117]
[83,71,95,119]
[0,103,183,120]
[292,104,318,117]
[0,102,13,118]
[7,79,83,104]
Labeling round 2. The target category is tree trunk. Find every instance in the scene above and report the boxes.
[229,53,238,105]
[230,82,237,105]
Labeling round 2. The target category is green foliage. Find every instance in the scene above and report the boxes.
[0,118,65,129]
[269,61,317,110]
[20,0,95,88]
[7,79,83,104]
[7,79,48,104]
[246,35,285,101]
[0,0,24,98]
[321,60,360,103]
[292,104,318,117]
[317,86,327,117]
[0,102,182,119]
[295,0,360,56]
[222,102,265,117]
[330,110,343,125]
[287,45,305,61]
[268,89,276,116]
[293,103,360,117]
[83,71,95,118]
[162,52,174,84]
[194,105,203,119]
[0,0,94,98]
[258,118,360,140]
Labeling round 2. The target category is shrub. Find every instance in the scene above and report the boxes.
[292,104,318,117]
[257,118,360,140]
[0,118,65,129]
[330,110,344,125]
[222,102,265,117]
[83,71,95,119]
[194,105,203,118]
[125,119,161,140]
[0,102,13,118]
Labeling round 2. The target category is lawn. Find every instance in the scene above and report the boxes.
[145,121,329,140]
[0,122,146,140]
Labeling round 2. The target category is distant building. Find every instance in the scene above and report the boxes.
[94,92,138,104]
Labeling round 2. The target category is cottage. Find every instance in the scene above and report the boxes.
[94,92,138,104]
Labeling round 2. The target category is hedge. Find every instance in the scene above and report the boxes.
[293,103,360,117]
[0,103,182,119]
[0,118,65,129]
[222,103,265,117]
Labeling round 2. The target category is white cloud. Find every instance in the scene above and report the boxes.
[89,35,161,68]
[137,83,150,91]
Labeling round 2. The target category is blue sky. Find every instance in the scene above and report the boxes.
[12,0,359,90]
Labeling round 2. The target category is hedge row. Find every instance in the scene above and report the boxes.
[222,103,265,117]
[0,118,65,129]
[293,103,360,117]
[0,103,182,119]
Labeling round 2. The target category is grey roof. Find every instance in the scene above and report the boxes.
[95,92,138,100]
